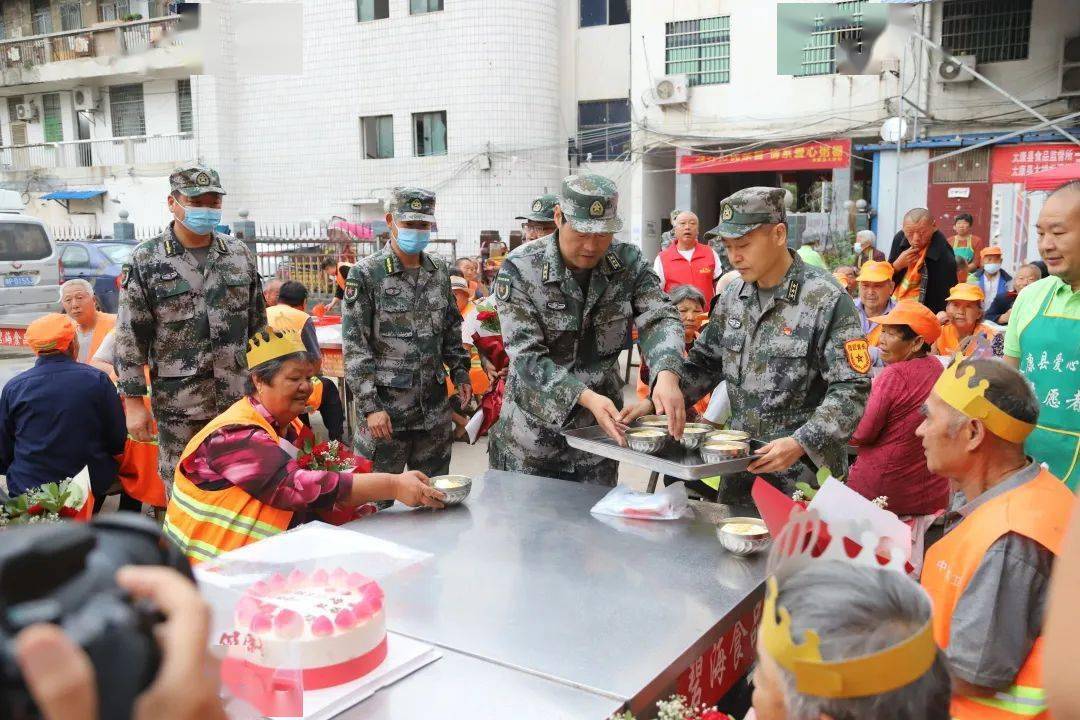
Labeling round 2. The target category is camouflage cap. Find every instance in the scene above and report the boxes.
[389,187,436,222]
[557,174,622,233]
[705,187,786,240]
[670,209,684,224]
[170,164,226,197]
[516,193,558,222]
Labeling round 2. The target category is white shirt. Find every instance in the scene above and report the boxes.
[76,327,93,363]
[652,243,724,288]
[92,329,116,365]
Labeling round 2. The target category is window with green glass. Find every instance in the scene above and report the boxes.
[42,94,63,143]
[798,0,867,77]
[665,16,730,86]
[361,115,394,159]
[177,79,192,133]
[413,111,446,157]
[357,0,389,22]
[409,0,442,15]
[109,83,146,137]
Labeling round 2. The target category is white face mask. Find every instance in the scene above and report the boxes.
[984,263,1001,275]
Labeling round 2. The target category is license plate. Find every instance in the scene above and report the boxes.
[3,275,34,288]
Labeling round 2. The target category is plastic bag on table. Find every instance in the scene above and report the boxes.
[589,481,693,521]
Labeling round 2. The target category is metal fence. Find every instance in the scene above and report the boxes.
[0,15,179,72]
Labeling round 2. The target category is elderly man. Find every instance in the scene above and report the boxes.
[114,164,265,496]
[516,194,558,244]
[854,260,895,368]
[753,561,950,720]
[0,314,125,503]
[653,210,725,306]
[635,187,871,503]
[342,187,471,478]
[933,284,996,356]
[889,209,958,313]
[491,174,686,486]
[918,357,1074,719]
[971,247,1010,312]
[853,229,885,268]
[1004,180,1080,490]
[262,277,283,307]
[60,279,115,364]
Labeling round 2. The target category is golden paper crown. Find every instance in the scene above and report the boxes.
[932,355,1035,443]
[246,328,307,369]
[760,576,937,699]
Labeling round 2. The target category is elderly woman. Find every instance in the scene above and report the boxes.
[163,328,443,563]
[847,301,949,517]
[752,561,950,720]
[933,283,997,356]
[635,284,709,410]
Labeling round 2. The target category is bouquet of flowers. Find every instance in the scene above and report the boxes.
[295,440,378,523]
[610,695,733,720]
[297,440,369,473]
[0,480,91,527]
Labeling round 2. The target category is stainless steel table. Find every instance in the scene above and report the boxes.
[343,470,767,717]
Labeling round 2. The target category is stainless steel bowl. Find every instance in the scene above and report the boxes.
[626,428,669,454]
[700,441,750,464]
[634,415,671,428]
[430,474,472,506]
[677,425,712,450]
[716,517,771,556]
[707,429,750,443]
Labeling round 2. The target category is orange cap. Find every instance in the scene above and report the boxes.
[946,283,985,303]
[868,300,941,344]
[856,260,895,283]
[980,246,1003,259]
[24,313,76,354]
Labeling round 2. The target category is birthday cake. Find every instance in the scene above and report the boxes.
[224,567,387,690]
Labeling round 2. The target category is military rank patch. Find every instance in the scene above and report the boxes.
[603,252,622,273]
[344,281,359,304]
[844,338,871,374]
[494,276,511,301]
[120,263,132,289]
[785,279,800,303]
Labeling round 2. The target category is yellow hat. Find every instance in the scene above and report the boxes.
[856,260,894,283]
[246,327,307,369]
[932,355,1035,443]
[945,283,985,303]
[24,313,76,354]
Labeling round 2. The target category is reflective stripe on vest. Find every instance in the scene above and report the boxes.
[922,469,1073,719]
[163,398,296,563]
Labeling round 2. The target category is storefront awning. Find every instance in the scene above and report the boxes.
[41,189,106,200]
[677,139,852,174]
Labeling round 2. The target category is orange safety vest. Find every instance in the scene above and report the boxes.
[78,312,115,363]
[162,398,298,563]
[922,468,1074,719]
[934,322,996,357]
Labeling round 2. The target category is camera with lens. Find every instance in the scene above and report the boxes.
[0,513,192,720]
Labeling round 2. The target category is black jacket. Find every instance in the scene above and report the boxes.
[888,229,958,313]
[985,292,1017,324]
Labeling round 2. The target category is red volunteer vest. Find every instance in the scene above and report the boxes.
[659,242,715,304]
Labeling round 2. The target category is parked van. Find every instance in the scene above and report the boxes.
[0,190,60,316]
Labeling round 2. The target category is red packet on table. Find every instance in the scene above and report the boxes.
[751,477,914,574]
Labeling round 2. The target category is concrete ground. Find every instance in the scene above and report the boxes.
[0,347,653,492]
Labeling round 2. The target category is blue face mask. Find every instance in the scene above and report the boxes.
[395,228,431,254]
[178,204,223,236]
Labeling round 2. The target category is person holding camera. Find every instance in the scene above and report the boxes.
[15,565,225,720]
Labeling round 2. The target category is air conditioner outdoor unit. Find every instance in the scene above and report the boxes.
[653,74,689,105]
[938,54,977,83]
[15,102,38,122]
[1060,36,1080,98]
[73,87,100,111]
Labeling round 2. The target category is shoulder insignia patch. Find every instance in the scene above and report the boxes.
[844,338,871,375]
[344,280,359,304]
[384,256,394,275]
[494,276,511,301]
[604,252,622,273]
[785,279,800,303]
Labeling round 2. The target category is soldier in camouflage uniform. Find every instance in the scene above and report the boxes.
[633,187,871,503]
[342,188,471,477]
[489,174,687,486]
[515,193,558,244]
[114,164,266,495]
[659,208,682,251]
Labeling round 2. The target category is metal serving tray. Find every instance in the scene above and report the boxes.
[562,426,761,480]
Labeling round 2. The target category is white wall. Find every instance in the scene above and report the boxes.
[874,148,930,246]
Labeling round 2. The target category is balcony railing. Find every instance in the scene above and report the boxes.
[0,15,180,72]
[0,132,195,171]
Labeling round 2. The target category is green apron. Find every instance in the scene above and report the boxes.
[1020,288,1080,490]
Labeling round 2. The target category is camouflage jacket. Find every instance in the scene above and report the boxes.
[341,247,471,430]
[493,233,684,467]
[681,252,871,480]
[114,223,266,419]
